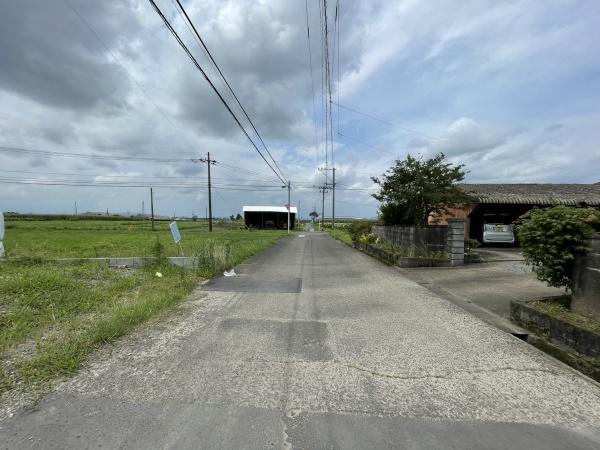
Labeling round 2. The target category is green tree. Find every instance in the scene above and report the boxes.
[235,213,243,220]
[372,153,470,225]
[309,211,319,223]
[517,205,600,289]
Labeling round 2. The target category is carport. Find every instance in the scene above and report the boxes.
[243,205,297,230]
[461,184,600,241]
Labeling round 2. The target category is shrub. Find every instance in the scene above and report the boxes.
[348,221,372,243]
[358,232,378,244]
[464,238,480,254]
[517,206,600,289]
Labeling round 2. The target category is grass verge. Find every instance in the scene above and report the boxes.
[528,298,600,334]
[0,231,285,398]
[327,228,353,245]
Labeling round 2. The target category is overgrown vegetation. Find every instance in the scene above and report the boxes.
[0,223,284,397]
[372,153,471,225]
[347,220,373,243]
[375,240,447,259]
[529,298,600,334]
[517,206,600,289]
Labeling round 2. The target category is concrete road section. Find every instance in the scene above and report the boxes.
[2,233,600,449]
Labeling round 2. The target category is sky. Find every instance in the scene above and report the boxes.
[0,0,599,219]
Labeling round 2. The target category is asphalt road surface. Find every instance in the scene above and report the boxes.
[2,233,600,449]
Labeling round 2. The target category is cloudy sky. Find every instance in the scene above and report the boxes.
[1,0,599,218]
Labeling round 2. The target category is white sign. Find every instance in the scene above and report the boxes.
[0,212,4,258]
[169,221,181,244]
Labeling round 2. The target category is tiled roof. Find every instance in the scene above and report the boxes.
[459,184,600,206]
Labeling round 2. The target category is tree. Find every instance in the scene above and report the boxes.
[517,206,600,289]
[229,214,235,221]
[235,213,243,220]
[309,211,319,223]
[371,153,470,225]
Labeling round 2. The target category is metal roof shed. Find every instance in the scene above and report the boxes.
[243,205,298,230]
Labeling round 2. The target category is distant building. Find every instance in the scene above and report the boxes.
[243,205,297,230]
[431,184,600,241]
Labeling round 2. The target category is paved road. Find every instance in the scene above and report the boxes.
[2,233,600,449]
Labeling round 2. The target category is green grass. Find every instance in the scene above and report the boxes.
[3,219,280,258]
[529,299,600,334]
[0,219,285,396]
[327,228,353,245]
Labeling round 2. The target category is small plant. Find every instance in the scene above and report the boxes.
[464,238,480,254]
[517,205,600,289]
[150,237,168,266]
[358,232,378,244]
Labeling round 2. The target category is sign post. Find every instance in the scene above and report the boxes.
[169,221,184,256]
[0,212,4,258]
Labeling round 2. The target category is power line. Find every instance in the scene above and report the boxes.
[146,0,287,185]
[337,132,397,157]
[62,0,196,150]
[171,0,287,183]
[333,101,449,143]
[0,145,194,163]
[0,177,284,191]
[305,0,320,168]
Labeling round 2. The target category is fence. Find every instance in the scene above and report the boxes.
[371,219,465,266]
[572,233,600,320]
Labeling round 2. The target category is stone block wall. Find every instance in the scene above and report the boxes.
[572,234,600,320]
[446,219,466,266]
[371,225,447,253]
[371,220,466,265]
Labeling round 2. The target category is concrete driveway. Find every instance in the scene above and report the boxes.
[1,233,599,449]
[401,247,562,320]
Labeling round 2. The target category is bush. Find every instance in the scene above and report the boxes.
[358,232,378,244]
[517,206,600,289]
[464,238,480,254]
[348,221,373,243]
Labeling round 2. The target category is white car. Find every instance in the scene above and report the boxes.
[482,223,515,244]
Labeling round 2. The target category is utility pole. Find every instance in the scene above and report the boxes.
[150,188,155,231]
[320,185,328,230]
[332,167,336,229]
[74,201,78,216]
[192,152,217,232]
[319,166,335,229]
[142,200,145,217]
[287,181,291,234]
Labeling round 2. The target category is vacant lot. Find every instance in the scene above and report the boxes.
[0,219,285,398]
[2,219,281,258]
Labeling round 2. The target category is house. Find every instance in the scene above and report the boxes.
[431,184,600,241]
[243,205,297,230]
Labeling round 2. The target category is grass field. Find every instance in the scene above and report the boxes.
[0,219,286,397]
[3,219,280,258]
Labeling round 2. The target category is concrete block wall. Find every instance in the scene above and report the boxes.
[446,219,465,266]
[572,234,600,320]
[371,225,447,253]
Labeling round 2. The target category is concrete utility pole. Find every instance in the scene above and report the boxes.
[320,185,328,230]
[74,201,78,216]
[150,188,155,231]
[193,153,217,232]
[319,165,335,230]
[142,201,145,217]
[287,181,291,234]
[332,167,336,229]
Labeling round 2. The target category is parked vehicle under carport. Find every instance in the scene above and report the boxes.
[482,223,515,244]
